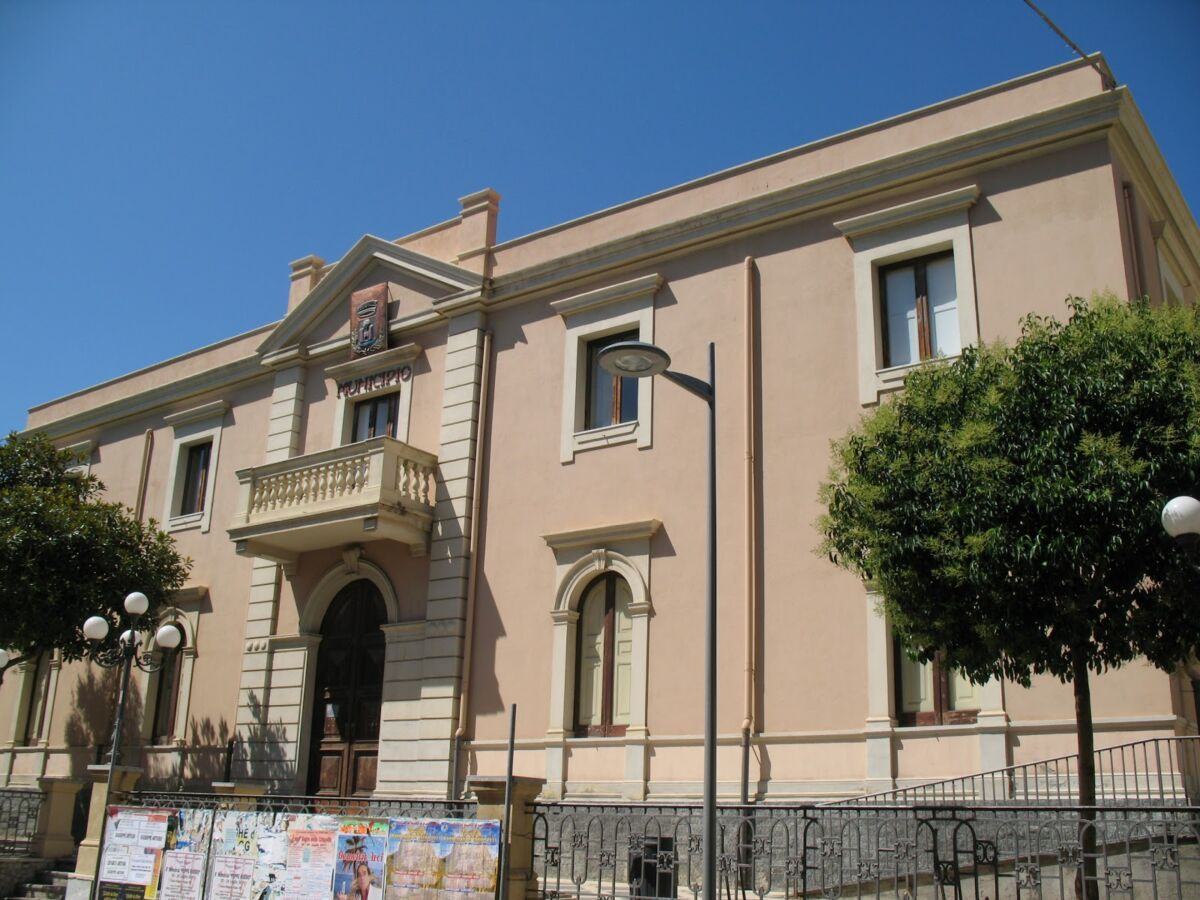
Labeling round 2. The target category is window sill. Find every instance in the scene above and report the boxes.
[565,733,633,747]
[166,512,205,533]
[571,420,639,455]
[872,354,961,400]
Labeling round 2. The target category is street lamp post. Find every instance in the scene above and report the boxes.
[599,340,718,900]
[82,592,181,900]
[1161,496,1200,731]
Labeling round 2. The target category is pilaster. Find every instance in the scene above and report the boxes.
[863,591,896,791]
[416,313,486,793]
[976,677,1010,772]
[234,364,307,788]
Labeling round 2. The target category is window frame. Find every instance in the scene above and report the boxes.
[878,250,956,368]
[573,573,630,738]
[553,274,661,463]
[350,391,402,443]
[583,329,640,432]
[177,441,213,517]
[150,627,185,745]
[834,185,980,406]
[162,401,227,533]
[21,653,52,746]
[893,640,979,727]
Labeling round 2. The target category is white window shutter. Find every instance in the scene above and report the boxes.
[612,580,633,725]
[576,585,606,726]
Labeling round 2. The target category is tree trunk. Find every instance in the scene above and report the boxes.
[1071,645,1099,900]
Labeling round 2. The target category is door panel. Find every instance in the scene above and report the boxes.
[307,580,387,796]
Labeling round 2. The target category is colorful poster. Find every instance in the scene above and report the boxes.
[283,827,338,899]
[333,820,387,900]
[384,819,500,900]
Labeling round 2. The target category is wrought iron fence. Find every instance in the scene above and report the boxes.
[0,788,44,856]
[126,790,475,820]
[531,801,1200,899]
[824,736,1200,808]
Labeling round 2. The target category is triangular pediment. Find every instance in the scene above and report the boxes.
[257,234,483,357]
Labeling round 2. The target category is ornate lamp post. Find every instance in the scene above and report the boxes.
[82,592,180,900]
[598,340,718,900]
[1162,497,1200,730]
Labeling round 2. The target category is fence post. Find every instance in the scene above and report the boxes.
[68,766,141,900]
[468,775,545,900]
[211,780,266,811]
[31,777,84,859]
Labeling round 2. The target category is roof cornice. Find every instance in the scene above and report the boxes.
[27,355,265,441]
[487,90,1124,305]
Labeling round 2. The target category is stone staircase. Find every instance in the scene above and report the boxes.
[1,860,73,900]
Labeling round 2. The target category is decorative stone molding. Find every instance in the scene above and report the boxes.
[162,400,228,534]
[298,557,401,633]
[543,521,657,800]
[555,279,661,463]
[837,185,981,405]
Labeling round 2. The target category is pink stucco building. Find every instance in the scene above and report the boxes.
[4,55,1198,801]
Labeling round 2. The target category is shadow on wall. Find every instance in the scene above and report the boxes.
[64,666,144,771]
[229,692,295,792]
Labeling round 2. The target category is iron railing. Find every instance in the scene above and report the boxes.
[0,788,44,856]
[531,800,1200,899]
[126,790,475,820]
[824,736,1200,807]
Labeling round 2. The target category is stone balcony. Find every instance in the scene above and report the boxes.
[228,436,437,566]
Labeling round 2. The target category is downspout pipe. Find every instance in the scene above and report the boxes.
[449,330,494,800]
[134,429,154,521]
[1122,183,1145,299]
[740,257,758,805]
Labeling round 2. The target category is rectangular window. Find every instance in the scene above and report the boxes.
[351,393,400,443]
[879,252,959,368]
[178,442,212,517]
[584,330,639,431]
[151,647,183,744]
[895,640,978,726]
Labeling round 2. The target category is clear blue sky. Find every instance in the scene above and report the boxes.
[2,1,1197,434]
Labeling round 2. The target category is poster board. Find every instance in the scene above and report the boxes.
[384,819,501,900]
[105,807,500,900]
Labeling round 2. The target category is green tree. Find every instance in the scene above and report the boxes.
[819,296,1200,879]
[0,431,191,684]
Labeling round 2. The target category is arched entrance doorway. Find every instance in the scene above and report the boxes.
[306,579,386,797]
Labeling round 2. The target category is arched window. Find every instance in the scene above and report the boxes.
[22,653,51,746]
[151,625,186,744]
[574,573,633,737]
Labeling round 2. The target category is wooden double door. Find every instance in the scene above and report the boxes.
[306,580,386,797]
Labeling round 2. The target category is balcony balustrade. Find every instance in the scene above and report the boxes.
[228,436,437,565]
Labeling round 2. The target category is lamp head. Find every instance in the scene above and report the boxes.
[0,648,8,668]
[1162,495,1200,539]
[155,623,183,651]
[124,592,149,616]
[597,341,671,379]
[83,616,110,642]
[119,629,137,648]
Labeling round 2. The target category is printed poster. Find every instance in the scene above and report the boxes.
[158,809,213,900]
[384,819,500,900]
[333,820,387,900]
[207,811,269,900]
[283,826,338,899]
[98,807,172,900]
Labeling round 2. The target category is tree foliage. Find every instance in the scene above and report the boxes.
[819,296,1200,688]
[0,431,191,677]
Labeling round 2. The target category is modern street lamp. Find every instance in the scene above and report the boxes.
[598,340,718,900]
[83,592,181,900]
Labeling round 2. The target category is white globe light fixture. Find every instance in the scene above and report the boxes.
[83,616,110,642]
[119,629,136,648]
[1162,495,1200,539]
[0,648,9,668]
[155,623,182,650]
[124,591,149,616]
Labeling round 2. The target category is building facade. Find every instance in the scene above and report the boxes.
[4,56,1199,801]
